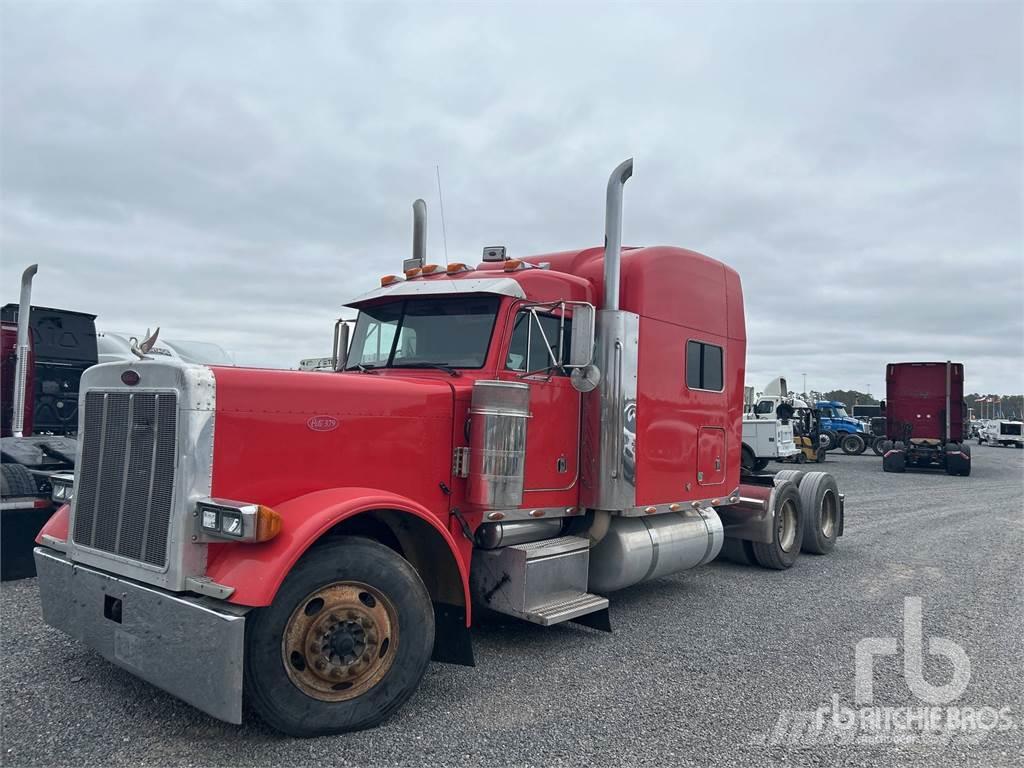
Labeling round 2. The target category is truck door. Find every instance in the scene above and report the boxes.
[499,304,580,506]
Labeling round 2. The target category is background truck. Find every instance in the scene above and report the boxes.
[748,378,826,464]
[741,416,800,473]
[815,400,871,454]
[1,265,94,580]
[878,361,971,475]
[32,159,846,737]
[977,419,1024,448]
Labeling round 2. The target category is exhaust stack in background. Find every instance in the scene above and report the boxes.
[603,158,633,310]
[12,264,37,437]
[404,199,427,272]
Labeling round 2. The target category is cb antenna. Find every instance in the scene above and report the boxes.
[435,164,449,266]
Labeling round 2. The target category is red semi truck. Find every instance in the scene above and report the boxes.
[33,160,846,736]
[879,361,971,475]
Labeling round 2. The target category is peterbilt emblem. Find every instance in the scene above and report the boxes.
[129,327,161,360]
[307,415,339,432]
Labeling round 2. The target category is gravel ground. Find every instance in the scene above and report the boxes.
[3,446,1022,767]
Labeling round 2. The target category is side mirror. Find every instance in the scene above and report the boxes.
[567,303,595,368]
[332,320,351,372]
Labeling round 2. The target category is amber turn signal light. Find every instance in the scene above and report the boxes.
[255,505,283,543]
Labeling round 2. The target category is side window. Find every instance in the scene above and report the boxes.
[506,309,572,375]
[754,400,774,415]
[685,340,724,392]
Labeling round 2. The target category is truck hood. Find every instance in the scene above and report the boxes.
[208,367,457,507]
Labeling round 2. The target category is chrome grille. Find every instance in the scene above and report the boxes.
[72,390,178,567]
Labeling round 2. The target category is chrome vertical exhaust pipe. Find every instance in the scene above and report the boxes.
[412,198,427,265]
[603,158,633,310]
[12,264,37,437]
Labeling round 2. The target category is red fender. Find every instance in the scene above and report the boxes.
[35,503,70,544]
[204,487,471,622]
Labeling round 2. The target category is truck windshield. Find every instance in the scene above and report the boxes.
[834,407,850,418]
[347,296,500,370]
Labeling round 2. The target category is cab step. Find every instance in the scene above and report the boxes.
[471,535,610,628]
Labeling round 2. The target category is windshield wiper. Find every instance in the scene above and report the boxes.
[345,363,380,374]
[392,362,460,377]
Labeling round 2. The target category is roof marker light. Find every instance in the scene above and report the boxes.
[380,274,403,287]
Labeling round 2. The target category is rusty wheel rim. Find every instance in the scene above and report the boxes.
[282,582,398,702]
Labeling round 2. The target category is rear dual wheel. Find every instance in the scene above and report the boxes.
[245,537,435,737]
[751,481,803,570]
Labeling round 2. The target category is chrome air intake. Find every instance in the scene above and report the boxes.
[466,381,530,509]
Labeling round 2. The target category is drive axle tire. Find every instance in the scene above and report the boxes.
[0,464,37,498]
[871,438,885,456]
[719,538,756,566]
[797,471,840,555]
[840,433,866,455]
[820,431,837,451]
[773,469,805,487]
[751,480,803,570]
[882,449,906,473]
[945,443,971,477]
[245,536,435,737]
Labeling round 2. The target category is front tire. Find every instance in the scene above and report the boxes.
[245,536,435,737]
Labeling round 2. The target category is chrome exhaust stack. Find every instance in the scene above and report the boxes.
[603,158,633,310]
[404,199,428,272]
[582,160,639,512]
[12,264,38,437]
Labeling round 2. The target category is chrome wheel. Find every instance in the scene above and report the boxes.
[282,581,398,702]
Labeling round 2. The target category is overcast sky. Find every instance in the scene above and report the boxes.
[1,1,1021,395]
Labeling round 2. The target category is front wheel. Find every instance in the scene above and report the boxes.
[840,433,866,455]
[245,536,435,737]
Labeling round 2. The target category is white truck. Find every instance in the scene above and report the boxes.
[742,416,799,473]
[977,420,1024,448]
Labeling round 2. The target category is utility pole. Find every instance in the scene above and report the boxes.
[802,373,807,397]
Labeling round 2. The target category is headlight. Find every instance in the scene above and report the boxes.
[194,500,282,543]
[201,508,219,531]
[50,476,74,503]
[220,512,243,537]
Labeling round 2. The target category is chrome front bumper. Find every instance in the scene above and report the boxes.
[34,547,247,724]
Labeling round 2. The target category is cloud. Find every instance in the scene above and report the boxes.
[1,1,1021,394]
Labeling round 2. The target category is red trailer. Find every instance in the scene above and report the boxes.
[879,361,971,475]
[32,160,846,736]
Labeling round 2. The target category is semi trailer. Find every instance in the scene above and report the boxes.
[33,159,846,737]
[879,361,971,475]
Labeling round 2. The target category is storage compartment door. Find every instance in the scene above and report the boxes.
[697,427,726,486]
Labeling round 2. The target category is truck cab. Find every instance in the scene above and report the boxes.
[815,400,868,454]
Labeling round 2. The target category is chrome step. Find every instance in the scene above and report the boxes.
[524,591,609,626]
[471,535,608,627]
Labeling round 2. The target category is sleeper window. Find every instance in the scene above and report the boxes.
[686,340,724,392]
